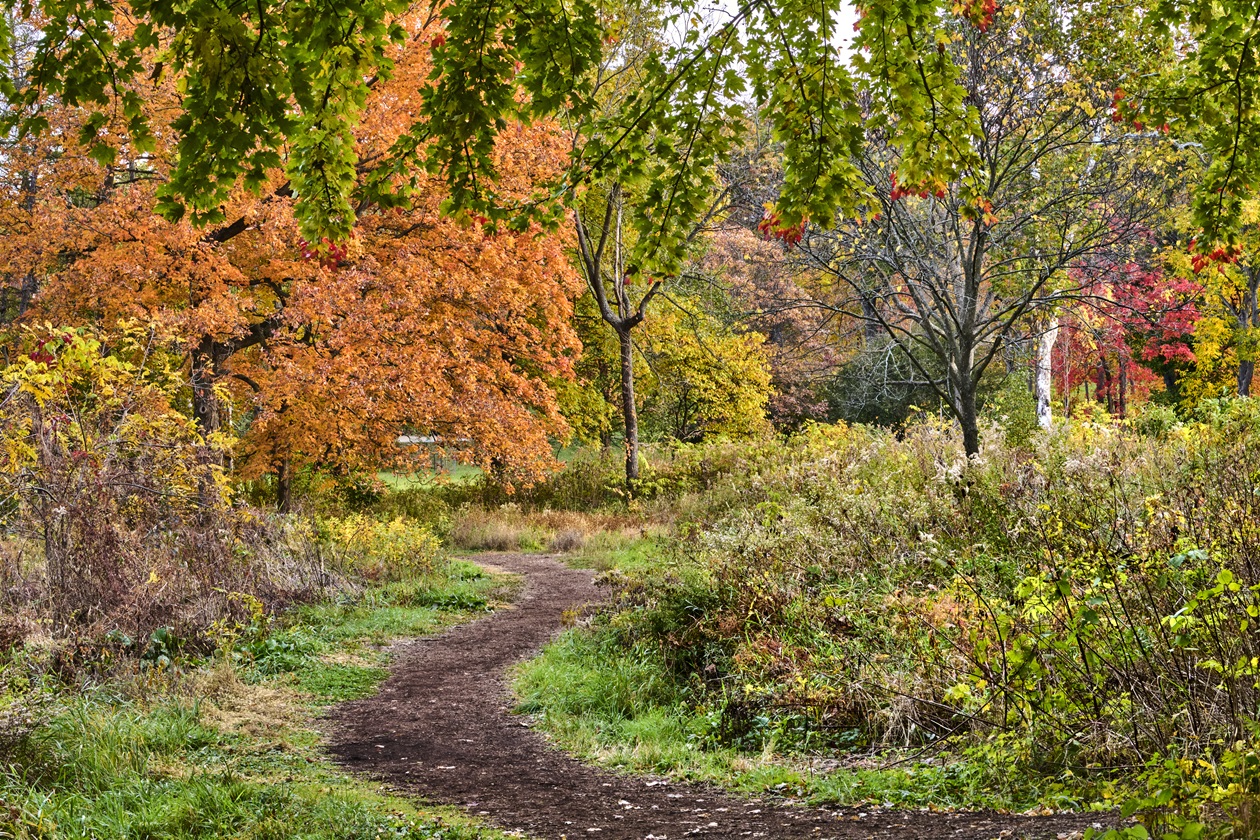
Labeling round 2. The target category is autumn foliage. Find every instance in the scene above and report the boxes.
[0,14,582,490]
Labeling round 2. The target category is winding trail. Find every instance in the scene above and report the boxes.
[328,553,1106,840]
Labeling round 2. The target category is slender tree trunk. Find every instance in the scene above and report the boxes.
[0,288,15,324]
[616,327,640,486]
[276,459,293,513]
[958,384,981,457]
[1098,358,1114,413]
[1240,271,1260,397]
[1118,359,1128,417]
[13,171,38,321]
[1062,335,1070,417]
[16,272,36,317]
[1035,318,1059,430]
[860,294,883,344]
[575,187,660,491]
[1240,277,1259,397]
[33,402,73,618]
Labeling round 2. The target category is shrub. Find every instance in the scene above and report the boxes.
[585,404,1260,832]
[1131,401,1181,437]
[323,514,441,581]
[0,326,332,654]
[0,648,53,760]
[987,372,1040,448]
[0,326,228,627]
[455,438,784,513]
[372,488,454,539]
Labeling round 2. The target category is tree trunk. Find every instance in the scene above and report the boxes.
[1118,359,1128,417]
[191,338,221,437]
[16,272,36,317]
[1241,270,1260,397]
[1035,318,1058,430]
[957,380,981,457]
[1098,358,1114,413]
[1161,369,1176,398]
[33,403,73,618]
[616,327,640,487]
[860,294,883,344]
[276,459,293,513]
[13,173,37,319]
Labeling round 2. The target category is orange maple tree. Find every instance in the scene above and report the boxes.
[0,13,583,501]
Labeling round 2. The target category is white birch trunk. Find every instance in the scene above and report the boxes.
[1035,318,1059,430]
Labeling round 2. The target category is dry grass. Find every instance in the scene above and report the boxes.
[448,506,646,554]
[186,661,304,741]
[548,529,587,553]
[449,510,538,551]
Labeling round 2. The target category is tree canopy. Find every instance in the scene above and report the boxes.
[9,0,1258,255]
[0,10,583,493]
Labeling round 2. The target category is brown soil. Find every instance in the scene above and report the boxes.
[327,553,1110,840]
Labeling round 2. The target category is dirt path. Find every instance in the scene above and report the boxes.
[328,553,1106,840]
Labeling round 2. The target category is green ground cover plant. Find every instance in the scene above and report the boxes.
[0,560,517,840]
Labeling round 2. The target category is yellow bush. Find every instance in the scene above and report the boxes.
[325,514,440,581]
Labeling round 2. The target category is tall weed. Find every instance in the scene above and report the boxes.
[593,408,1260,833]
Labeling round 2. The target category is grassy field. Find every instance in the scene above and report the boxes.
[379,464,483,490]
[378,444,591,491]
[0,561,520,840]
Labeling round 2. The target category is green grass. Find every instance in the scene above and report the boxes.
[513,628,1065,812]
[379,442,594,492]
[293,563,511,646]
[564,531,669,573]
[0,560,521,840]
[2,697,508,840]
[378,463,484,490]
[512,570,1074,815]
[293,662,391,703]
